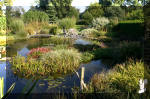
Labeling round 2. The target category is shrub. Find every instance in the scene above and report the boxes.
[127,9,144,20]
[88,60,144,93]
[92,17,110,31]
[23,10,49,23]
[9,19,25,34]
[39,28,49,34]
[80,28,99,38]
[119,41,142,60]
[41,49,81,74]
[25,25,35,35]
[0,17,6,34]
[112,20,144,40]
[48,24,58,35]
[58,17,76,31]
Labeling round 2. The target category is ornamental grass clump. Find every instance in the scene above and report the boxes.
[41,49,81,74]
[88,59,144,93]
[11,49,81,79]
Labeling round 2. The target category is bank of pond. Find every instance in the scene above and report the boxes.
[0,36,145,95]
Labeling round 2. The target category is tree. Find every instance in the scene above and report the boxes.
[67,6,79,21]
[39,0,73,19]
[46,2,57,23]
[81,11,93,25]
[86,3,104,18]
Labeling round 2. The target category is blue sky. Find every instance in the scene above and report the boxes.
[12,0,99,12]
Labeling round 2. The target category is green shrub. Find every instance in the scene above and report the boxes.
[127,9,144,20]
[39,28,49,34]
[41,49,81,74]
[80,28,99,38]
[119,41,142,60]
[92,17,110,31]
[23,10,49,23]
[9,19,25,34]
[112,20,144,40]
[0,17,6,34]
[58,17,76,30]
[48,24,58,35]
[88,60,144,93]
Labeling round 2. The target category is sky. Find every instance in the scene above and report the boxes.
[12,0,99,12]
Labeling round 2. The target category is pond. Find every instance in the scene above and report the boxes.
[1,38,108,93]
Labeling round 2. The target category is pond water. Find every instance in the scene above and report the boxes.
[0,38,108,93]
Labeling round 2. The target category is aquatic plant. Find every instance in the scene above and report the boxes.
[41,49,81,74]
[81,52,94,63]
[27,47,51,59]
[87,60,144,93]
[49,36,74,45]
[11,49,81,78]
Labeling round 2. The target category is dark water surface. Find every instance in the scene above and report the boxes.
[0,38,108,93]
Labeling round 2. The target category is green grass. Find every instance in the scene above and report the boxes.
[11,49,81,79]
[49,36,75,46]
[87,59,144,93]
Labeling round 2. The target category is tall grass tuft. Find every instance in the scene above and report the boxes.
[11,49,81,78]
[41,49,81,74]
[87,60,144,93]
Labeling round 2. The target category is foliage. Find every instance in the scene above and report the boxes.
[112,20,144,40]
[8,19,27,37]
[92,17,110,31]
[58,17,76,30]
[127,9,144,20]
[23,10,49,23]
[41,49,81,74]
[45,3,57,22]
[39,28,49,34]
[27,47,51,59]
[104,6,125,19]
[67,7,79,21]
[93,41,142,62]
[88,60,144,93]
[11,49,81,78]
[0,17,6,34]
[81,52,94,63]
[80,28,99,38]
[81,11,93,25]
[0,36,6,46]
[48,24,58,35]
[86,3,104,18]
[49,36,74,45]
[39,0,73,19]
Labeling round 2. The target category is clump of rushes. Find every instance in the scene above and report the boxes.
[87,59,144,93]
[49,36,74,45]
[41,49,81,74]
[27,47,51,59]
[11,49,81,79]
[81,52,94,63]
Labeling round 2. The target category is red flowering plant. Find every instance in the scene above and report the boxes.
[27,47,50,59]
